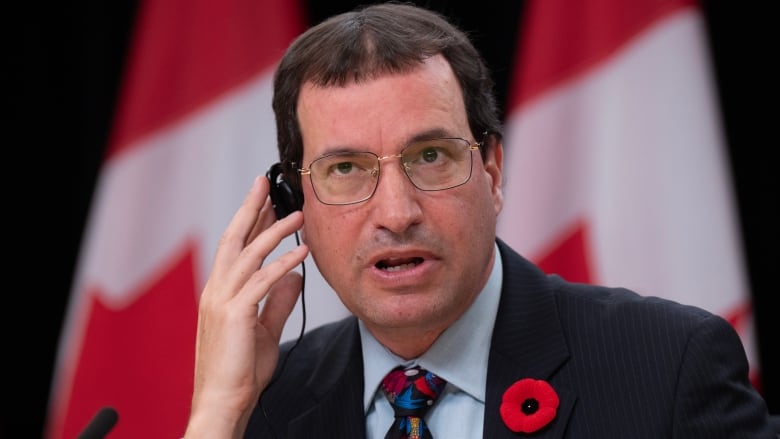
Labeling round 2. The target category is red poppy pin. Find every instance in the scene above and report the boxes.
[500,378,559,433]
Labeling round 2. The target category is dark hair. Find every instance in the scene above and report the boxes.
[272,2,503,196]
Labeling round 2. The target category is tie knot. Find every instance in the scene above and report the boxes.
[381,365,447,418]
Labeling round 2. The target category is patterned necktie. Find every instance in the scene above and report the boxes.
[381,365,447,439]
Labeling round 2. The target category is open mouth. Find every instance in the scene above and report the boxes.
[376,257,424,272]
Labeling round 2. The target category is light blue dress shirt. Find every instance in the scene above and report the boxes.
[361,244,503,438]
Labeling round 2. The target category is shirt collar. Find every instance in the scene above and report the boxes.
[360,242,503,412]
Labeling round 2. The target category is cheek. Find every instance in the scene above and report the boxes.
[458,182,499,238]
[429,197,489,243]
[475,168,502,219]
[302,207,357,255]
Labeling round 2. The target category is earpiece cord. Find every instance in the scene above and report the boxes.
[260,230,306,438]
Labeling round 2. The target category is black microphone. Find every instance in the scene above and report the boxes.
[77,406,119,439]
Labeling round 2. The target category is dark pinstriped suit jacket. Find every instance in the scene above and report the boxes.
[245,239,773,438]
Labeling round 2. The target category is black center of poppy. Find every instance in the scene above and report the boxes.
[521,398,539,415]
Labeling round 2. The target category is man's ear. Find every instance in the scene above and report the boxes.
[483,134,504,214]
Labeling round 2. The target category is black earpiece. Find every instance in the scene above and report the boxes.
[266,162,302,219]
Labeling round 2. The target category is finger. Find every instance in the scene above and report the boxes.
[258,271,304,343]
[246,197,276,247]
[227,210,304,291]
[236,242,309,307]
[212,176,271,275]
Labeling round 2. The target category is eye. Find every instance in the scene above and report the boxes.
[317,153,375,178]
[334,161,355,175]
[407,141,458,167]
[420,147,440,163]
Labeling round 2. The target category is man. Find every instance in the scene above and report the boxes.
[184,3,773,438]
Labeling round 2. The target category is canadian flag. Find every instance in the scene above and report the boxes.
[46,0,348,438]
[497,0,758,387]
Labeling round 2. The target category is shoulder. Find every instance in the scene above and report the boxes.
[540,268,738,360]
[497,237,721,332]
[245,316,362,436]
[277,314,360,374]
[496,238,738,358]
[552,275,716,327]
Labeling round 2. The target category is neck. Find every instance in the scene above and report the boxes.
[366,317,458,360]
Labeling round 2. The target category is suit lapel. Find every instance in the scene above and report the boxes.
[483,240,576,438]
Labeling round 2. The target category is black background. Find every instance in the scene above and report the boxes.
[15,0,777,436]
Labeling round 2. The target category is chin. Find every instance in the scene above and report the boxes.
[368,296,444,327]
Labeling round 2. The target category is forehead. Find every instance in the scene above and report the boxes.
[297,55,470,159]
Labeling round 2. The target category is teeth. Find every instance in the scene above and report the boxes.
[381,262,418,272]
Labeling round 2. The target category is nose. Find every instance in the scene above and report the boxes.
[368,158,423,234]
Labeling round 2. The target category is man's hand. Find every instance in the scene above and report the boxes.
[184,176,308,438]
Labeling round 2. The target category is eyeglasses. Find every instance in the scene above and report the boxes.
[298,137,482,205]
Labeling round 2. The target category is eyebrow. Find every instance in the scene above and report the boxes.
[407,127,458,144]
[309,127,461,160]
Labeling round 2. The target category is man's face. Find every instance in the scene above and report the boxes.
[297,55,504,343]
